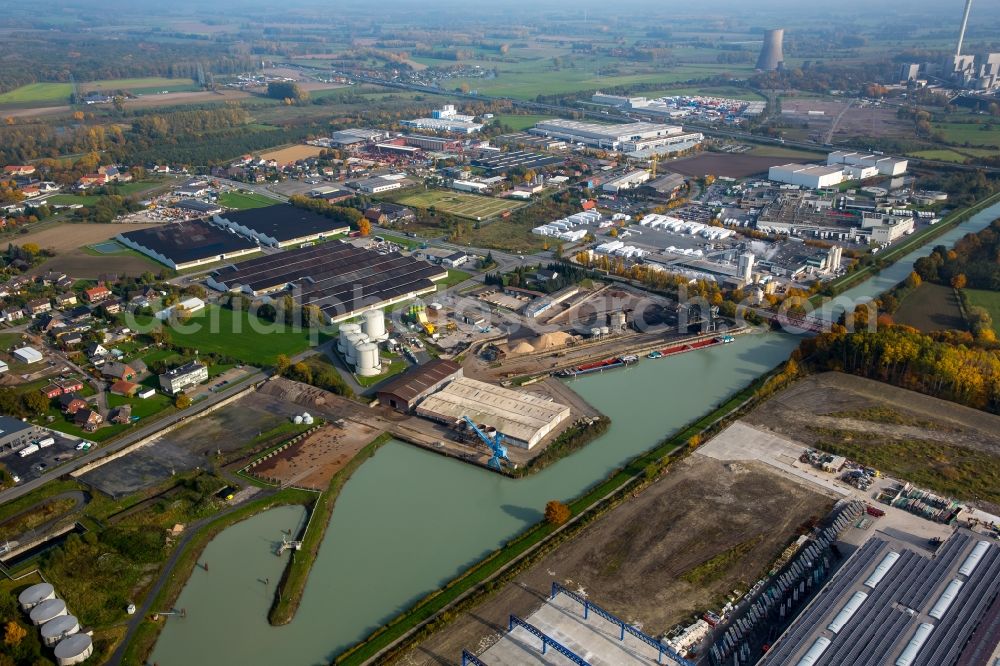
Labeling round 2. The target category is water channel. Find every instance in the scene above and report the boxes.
[150,201,1000,665]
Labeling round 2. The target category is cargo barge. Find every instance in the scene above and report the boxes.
[557,354,639,378]
[647,335,735,360]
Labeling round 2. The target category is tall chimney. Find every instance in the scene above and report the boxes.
[956,0,973,56]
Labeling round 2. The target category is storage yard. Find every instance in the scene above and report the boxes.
[401,454,835,665]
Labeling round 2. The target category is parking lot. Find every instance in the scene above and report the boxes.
[1,429,89,486]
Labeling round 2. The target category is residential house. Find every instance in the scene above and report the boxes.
[109,379,140,397]
[58,394,88,415]
[442,252,469,268]
[84,285,112,303]
[40,384,63,399]
[60,332,84,349]
[102,299,123,316]
[3,166,35,177]
[56,292,78,307]
[1,306,25,322]
[108,404,132,424]
[26,298,52,316]
[39,270,67,286]
[86,343,109,360]
[68,305,93,322]
[77,173,107,189]
[159,361,209,395]
[58,379,84,394]
[100,362,138,382]
[74,408,103,432]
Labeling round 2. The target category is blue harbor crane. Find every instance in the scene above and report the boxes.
[462,416,510,470]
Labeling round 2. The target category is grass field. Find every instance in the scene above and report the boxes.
[218,191,280,210]
[894,283,966,332]
[394,190,524,220]
[909,149,971,163]
[136,305,327,366]
[47,194,103,206]
[80,77,197,93]
[493,114,555,131]
[965,289,1000,335]
[933,122,1000,149]
[0,82,73,105]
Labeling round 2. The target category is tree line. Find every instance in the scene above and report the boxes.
[913,219,1000,291]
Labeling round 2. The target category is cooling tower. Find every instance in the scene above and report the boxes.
[757,29,785,71]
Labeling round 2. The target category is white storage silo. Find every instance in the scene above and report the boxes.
[355,342,382,377]
[362,309,388,342]
[293,415,303,425]
[19,583,55,611]
[30,598,67,626]
[344,332,368,366]
[54,633,93,666]
[41,615,80,647]
[338,323,362,355]
[600,326,610,337]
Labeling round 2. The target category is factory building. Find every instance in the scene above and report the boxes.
[117,219,258,270]
[861,212,915,244]
[760,530,1000,666]
[416,377,570,449]
[601,170,651,193]
[768,164,847,189]
[212,204,351,248]
[159,361,209,395]
[529,119,702,157]
[326,128,388,147]
[402,105,483,134]
[827,151,908,177]
[402,134,463,151]
[377,359,463,412]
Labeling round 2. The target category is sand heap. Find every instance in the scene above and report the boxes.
[509,340,536,355]
[533,331,573,350]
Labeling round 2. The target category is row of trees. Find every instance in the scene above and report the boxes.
[913,220,1000,291]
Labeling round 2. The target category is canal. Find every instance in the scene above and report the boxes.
[149,200,1000,665]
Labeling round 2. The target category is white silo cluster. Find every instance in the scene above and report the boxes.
[17,583,92,666]
[337,310,385,377]
[292,412,315,425]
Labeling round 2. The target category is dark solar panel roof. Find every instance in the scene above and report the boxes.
[761,530,1000,666]
[212,242,447,318]
[119,219,255,264]
[217,204,350,242]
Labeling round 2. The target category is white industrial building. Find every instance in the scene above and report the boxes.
[601,170,651,193]
[529,119,703,156]
[450,179,489,193]
[13,346,43,364]
[827,151,908,177]
[416,376,570,449]
[402,106,483,134]
[861,212,915,244]
[768,164,847,189]
[533,210,603,242]
[159,361,209,395]
[155,297,206,321]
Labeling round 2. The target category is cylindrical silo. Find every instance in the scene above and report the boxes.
[19,583,55,611]
[363,309,388,342]
[54,633,93,666]
[30,598,67,626]
[41,615,80,647]
[338,323,362,355]
[600,326,610,337]
[355,342,381,376]
[345,332,367,365]
[590,327,602,338]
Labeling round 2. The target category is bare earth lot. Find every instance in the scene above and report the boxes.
[250,422,379,491]
[257,144,325,164]
[15,221,163,277]
[403,455,832,665]
[666,153,797,179]
[894,282,966,332]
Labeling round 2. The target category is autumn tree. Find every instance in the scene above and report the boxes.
[3,621,26,647]
[21,391,50,416]
[951,274,967,289]
[358,217,372,237]
[275,354,292,376]
[544,500,571,526]
[905,272,922,289]
[174,393,192,409]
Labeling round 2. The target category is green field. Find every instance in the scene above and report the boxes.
[641,86,765,101]
[933,122,1000,149]
[0,82,73,105]
[47,194,103,206]
[909,149,971,163]
[965,289,1000,335]
[493,114,555,131]
[394,190,524,220]
[136,305,327,366]
[218,191,280,210]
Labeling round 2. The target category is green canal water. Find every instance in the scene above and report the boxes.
[150,333,799,665]
[149,200,1000,665]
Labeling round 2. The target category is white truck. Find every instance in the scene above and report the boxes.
[18,443,40,457]
[37,437,55,449]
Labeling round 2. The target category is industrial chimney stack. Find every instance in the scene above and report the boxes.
[956,0,973,56]
[757,29,785,71]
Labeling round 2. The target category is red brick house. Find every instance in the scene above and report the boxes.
[41,384,63,399]
[84,285,112,303]
[74,408,103,432]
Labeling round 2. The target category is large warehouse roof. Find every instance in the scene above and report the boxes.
[213,204,351,245]
[416,377,569,448]
[761,529,1000,666]
[377,359,462,405]
[208,242,447,321]
[117,219,256,268]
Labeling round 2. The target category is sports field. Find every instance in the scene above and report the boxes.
[218,191,280,210]
[394,190,524,220]
[0,83,73,105]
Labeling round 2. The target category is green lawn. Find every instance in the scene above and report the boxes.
[0,82,73,105]
[47,194,103,206]
[81,77,196,92]
[909,149,971,163]
[135,305,328,366]
[965,289,1000,335]
[107,391,175,420]
[394,189,524,221]
[218,191,281,210]
[933,122,1000,149]
[493,114,555,131]
[437,269,473,290]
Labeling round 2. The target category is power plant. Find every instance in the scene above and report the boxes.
[902,0,1000,91]
[756,29,785,71]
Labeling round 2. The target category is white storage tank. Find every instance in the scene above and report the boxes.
[590,327,602,338]
[18,583,55,611]
[355,342,382,377]
[344,332,368,365]
[338,323,362,355]
[54,633,93,666]
[41,615,80,647]
[363,309,388,342]
[293,415,303,425]
[30,598,67,626]
[600,326,610,337]
[302,412,314,425]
